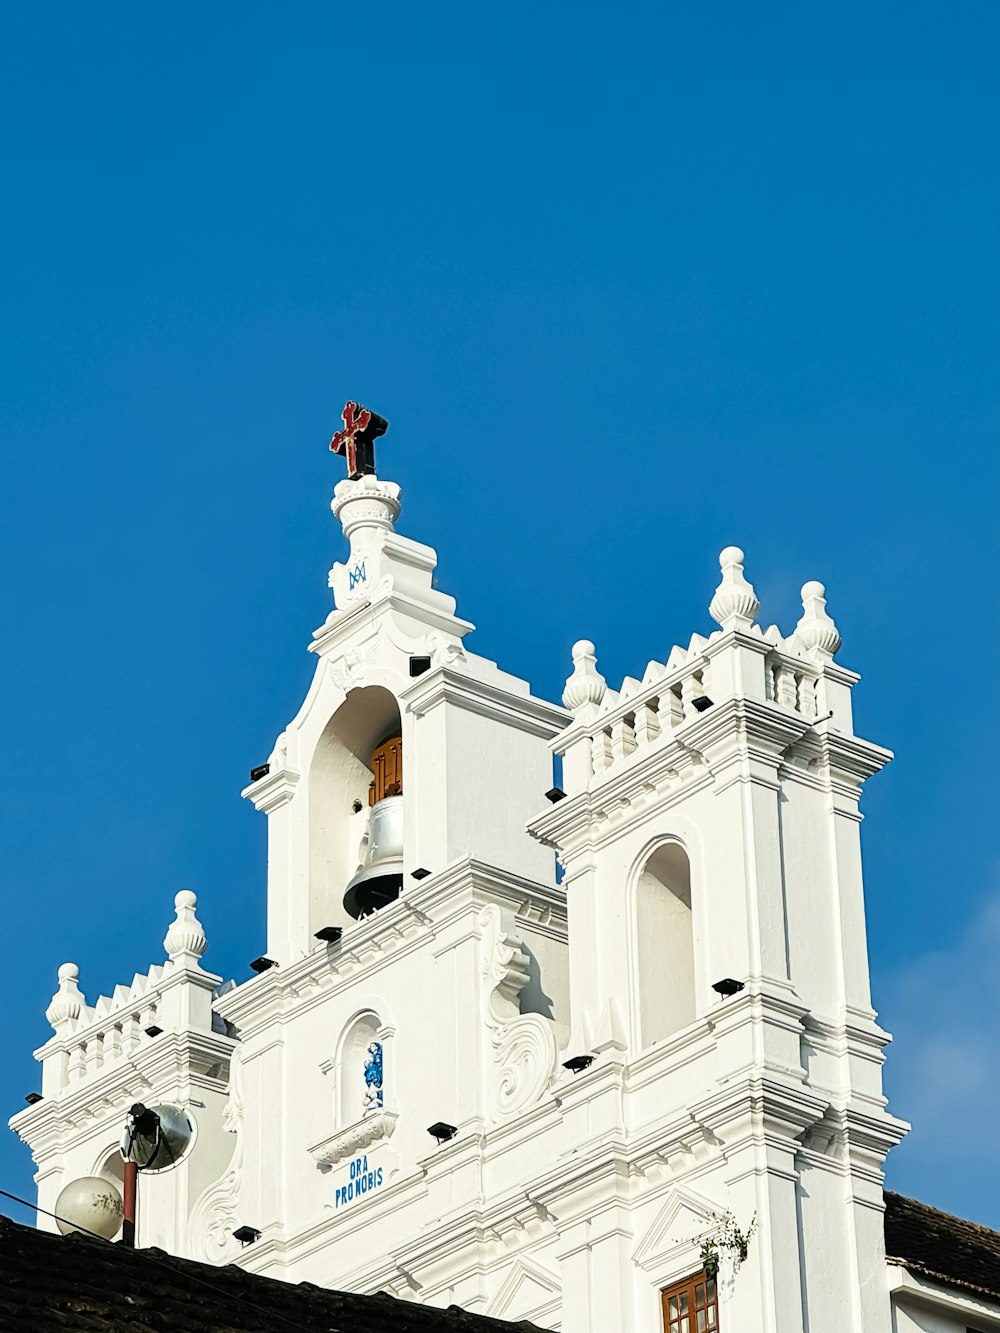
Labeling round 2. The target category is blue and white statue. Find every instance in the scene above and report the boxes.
[362,1041,383,1113]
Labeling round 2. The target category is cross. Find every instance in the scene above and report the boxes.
[329,402,389,479]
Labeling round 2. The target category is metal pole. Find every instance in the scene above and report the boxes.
[122,1159,138,1247]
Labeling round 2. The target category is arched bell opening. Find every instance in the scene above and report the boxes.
[308,687,404,932]
[343,734,404,919]
[634,841,696,1047]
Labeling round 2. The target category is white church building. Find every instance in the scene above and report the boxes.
[11,418,997,1332]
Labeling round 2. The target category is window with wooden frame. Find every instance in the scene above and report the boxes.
[661,1271,718,1333]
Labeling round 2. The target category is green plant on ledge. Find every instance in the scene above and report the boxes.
[698,1210,757,1280]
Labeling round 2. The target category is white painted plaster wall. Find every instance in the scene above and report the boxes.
[13,483,991,1333]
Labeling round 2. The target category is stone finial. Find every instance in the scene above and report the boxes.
[46,963,84,1031]
[709,546,760,631]
[164,890,207,964]
[795,581,841,660]
[331,475,401,539]
[562,640,607,714]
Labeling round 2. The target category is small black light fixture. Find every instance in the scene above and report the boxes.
[249,956,277,974]
[427,1121,458,1145]
[314,925,343,944]
[351,799,364,813]
[144,1025,164,1038]
[561,1054,594,1075]
[545,787,567,803]
[409,655,432,677]
[249,763,270,783]
[232,1225,261,1247]
[712,977,745,999]
[691,695,713,713]
[411,867,431,881]
[24,1092,42,1106]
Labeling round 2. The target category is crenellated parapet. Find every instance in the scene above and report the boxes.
[16,891,234,1117]
[10,889,239,1256]
[551,547,867,803]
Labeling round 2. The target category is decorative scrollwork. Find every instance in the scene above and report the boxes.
[479,905,556,1120]
[188,1045,243,1264]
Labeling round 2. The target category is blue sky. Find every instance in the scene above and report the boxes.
[1,3,998,1227]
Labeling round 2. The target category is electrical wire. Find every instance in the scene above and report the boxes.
[0,1186,321,1333]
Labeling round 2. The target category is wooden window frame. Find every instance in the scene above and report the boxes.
[660,1270,719,1333]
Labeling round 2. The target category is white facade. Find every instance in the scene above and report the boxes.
[11,472,991,1331]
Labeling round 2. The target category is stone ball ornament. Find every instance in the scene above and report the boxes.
[55,1175,124,1239]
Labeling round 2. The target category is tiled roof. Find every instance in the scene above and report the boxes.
[0,1213,547,1333]
[885,1190,1000,1301]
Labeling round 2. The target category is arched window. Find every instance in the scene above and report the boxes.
[308,687,403,934]
[339,1012,384,1124]
[635,842,696,1046]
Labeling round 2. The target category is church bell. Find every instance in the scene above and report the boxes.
[343,735,405,919]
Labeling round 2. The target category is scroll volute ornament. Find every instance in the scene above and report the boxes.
[369,735,402,806]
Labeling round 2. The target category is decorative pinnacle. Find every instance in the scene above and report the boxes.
[46,962,84,1031]
[709,546,760,631]
[164,889,208,964]
[562,640,607,715]
[795,581,841,660]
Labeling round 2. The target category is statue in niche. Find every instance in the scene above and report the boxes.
[362,1041,383,1113]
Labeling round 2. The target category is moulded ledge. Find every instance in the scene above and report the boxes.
[307,1109,398,1166]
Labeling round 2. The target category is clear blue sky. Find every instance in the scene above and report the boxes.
[2,3,998,1227]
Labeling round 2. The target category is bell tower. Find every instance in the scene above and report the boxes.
[527,546,907,1333]
[244,464,566,961]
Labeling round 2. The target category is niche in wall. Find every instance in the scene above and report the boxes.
[339,1012,384,1124]
[636,842,696,1046]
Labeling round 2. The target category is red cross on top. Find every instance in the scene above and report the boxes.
[330,402,389,479]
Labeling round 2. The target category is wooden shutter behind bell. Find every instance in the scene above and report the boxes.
[369,735,403,805]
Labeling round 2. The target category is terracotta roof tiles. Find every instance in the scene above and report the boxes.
[0,1213,546,1333]
[884,1189,1000,1301]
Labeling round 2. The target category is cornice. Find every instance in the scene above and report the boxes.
[309,598,374,655]
[525,1138,635,1220]
[530,696,890,858]
[818,729,893,783]
[402,665,568,739]
[822,661,861,688]
[242,765,300,811]
[11,1030,234,1147]
[528,755,716,855]
[690,1073,831,1145]
[624,1018,716,1091]
[702,626,773,662]
[309,593,474,659]
[685,696,813,757]
[216,860,566,1035]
